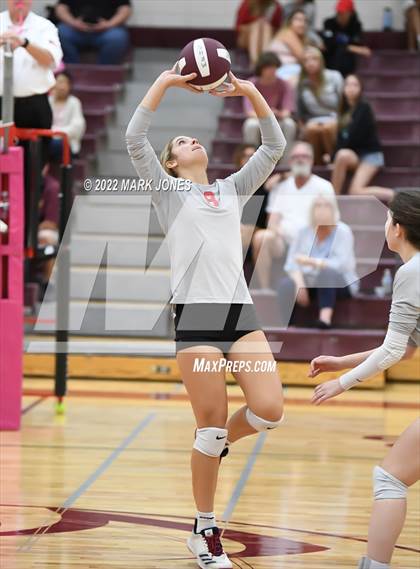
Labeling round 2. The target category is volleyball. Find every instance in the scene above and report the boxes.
[175,37,231,91]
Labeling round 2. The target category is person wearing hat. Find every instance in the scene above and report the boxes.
[322,0,372,77]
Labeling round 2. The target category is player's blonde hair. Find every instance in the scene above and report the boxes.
[160,137,178,178]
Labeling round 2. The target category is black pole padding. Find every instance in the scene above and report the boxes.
[54,163,73,402]
[25,139,42,253]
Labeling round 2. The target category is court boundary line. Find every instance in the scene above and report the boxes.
[18,411,156,553]
[21,387,420,410]
[221,431,267,533]
[5,504,419,554]
[21,396,47,415]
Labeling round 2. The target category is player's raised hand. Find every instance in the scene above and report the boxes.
[311,379,344,405]
[159,66,201,93]
[209,72,254,97]
[308,355,344,378]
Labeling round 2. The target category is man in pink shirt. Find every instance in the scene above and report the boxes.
[243,51,296,163]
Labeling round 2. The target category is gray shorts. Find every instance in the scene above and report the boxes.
[360,151,385,167]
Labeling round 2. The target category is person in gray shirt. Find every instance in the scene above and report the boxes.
[297,46,343,165]
[310,190,420,569]
[126,66,286,569]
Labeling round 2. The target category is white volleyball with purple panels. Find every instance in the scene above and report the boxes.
[176,37,231,91]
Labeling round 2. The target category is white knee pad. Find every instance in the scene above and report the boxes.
[373,466,408,500]
[193,427,228,457]
[246,408,284,432]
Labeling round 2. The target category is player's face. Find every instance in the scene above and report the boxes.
[170,136,208,170]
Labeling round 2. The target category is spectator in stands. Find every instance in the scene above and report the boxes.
[283,0,316,31]
[322,0,372,77]
[331,74,394,202]
[269,8,323,85]
[242,51,296,163]
[405,0,420,50]
[235,144,280,253]
[55,0,131,64]
[252,141,336,289]
[236,0,283,66]
[297,46,343,165]
[49,70,86,162]
[0,0,63,163]
[277,195,358,328]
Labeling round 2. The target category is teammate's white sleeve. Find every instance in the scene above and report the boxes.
[339,264,420,390]
[227,112,286,207]
[339,329,411,390]
[125,105,172,205]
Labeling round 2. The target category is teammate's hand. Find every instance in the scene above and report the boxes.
[159,66,201,93]
[311,379,344,405]
[308,355,344,378]
[209,72,254,97]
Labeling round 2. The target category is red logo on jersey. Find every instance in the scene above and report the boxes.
[204,191,219,207]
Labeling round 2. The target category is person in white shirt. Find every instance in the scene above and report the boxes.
[49,70,86,159]
[252,140,336,289]
[0,0,63,162]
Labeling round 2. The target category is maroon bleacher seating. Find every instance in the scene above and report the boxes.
[66,63,126,86]
[266,328,386,361]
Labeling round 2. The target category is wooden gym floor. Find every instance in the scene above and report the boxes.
[1,377,419,568]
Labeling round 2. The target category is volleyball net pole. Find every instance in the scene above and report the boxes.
[1,42,73,415]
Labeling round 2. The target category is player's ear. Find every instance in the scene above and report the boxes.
[166,159,178,170]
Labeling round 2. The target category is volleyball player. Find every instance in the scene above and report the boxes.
[126,67,286,568]
[309,190,420,569]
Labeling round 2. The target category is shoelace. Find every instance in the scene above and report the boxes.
[204,532,224,557]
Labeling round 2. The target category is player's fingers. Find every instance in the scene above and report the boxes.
[311,390,323,403]
[182,72,197,82]
[317,394,330,405]
[309,359,319,376]
[209,87,233,97]
[229,71,238,84]
[313,390,328,405]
